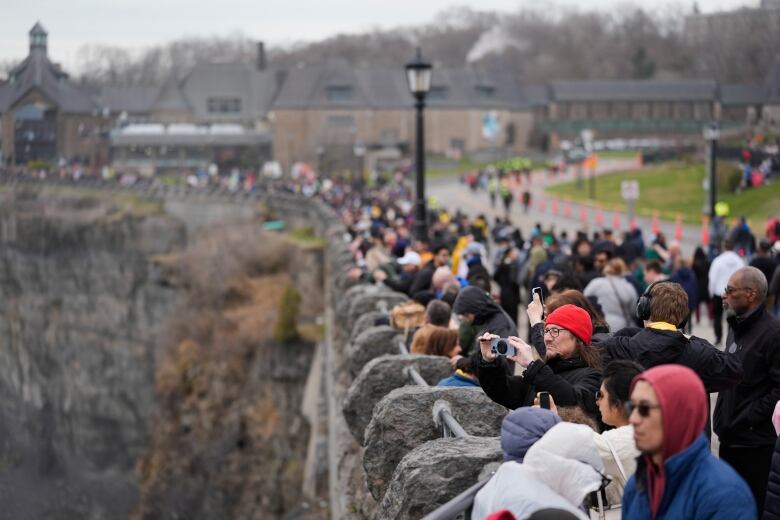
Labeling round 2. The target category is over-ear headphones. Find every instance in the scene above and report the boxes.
[635,279,687,329]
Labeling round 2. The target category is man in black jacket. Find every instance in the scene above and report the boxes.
[599,280,742,393]
[714,266,780,512]
[408,243,451,298]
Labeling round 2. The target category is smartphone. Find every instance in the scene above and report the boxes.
[539,391,551,410]
[532,286,544,305]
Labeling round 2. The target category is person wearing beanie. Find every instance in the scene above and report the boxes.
[622,365,755,519]
[500,407,562,463]
[475,304,602,417]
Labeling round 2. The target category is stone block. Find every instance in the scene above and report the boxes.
[363,386,507,502]
[342,354,453,443]
[344,326,401,379]
[377,436,502,520]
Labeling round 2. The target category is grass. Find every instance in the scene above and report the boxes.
[546,161,780,225]
[427,156,548,178]
[287,227,325,247]
[596,150,643,159]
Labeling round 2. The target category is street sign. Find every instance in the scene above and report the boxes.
[621,180,640,201]
[703,125,720,141]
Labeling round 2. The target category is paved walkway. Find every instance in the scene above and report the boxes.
[429,158,708,256]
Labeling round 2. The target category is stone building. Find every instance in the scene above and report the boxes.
[269,59,534,172]
[0,23,108,167]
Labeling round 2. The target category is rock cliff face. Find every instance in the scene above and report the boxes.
[0,191,185,518]
[0,189,326,519]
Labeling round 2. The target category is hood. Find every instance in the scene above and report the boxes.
[453,286,504,325]
[631,365,707,517]
[524,423,604,506]
[501,407,562,463]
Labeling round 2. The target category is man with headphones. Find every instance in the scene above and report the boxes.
[599,280,743,393]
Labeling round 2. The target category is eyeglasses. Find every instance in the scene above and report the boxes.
[625,401,661,418]
[724,286,753,296]
[543,327,564,338]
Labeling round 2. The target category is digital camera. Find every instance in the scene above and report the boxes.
[490,337,515,356]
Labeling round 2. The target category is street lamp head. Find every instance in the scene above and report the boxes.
[405,47,432,98]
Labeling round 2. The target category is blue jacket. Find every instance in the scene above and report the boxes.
[765,435,780,519]
[437,371,480,388]
[623,434,756,519]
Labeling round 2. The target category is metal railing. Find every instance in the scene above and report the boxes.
[396,338,468,440]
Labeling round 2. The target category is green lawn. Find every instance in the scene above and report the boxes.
[427,157,548,178]
[546,161,780,225]
[596,150,643,159]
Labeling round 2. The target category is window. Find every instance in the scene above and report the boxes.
[326,86,354,102]
[207,97,241,114]
[475,85,496,99]
[428,86,449,100]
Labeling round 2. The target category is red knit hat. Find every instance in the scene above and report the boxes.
[545,304,592,344]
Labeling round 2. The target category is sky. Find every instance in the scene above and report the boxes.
[0,0,759,73]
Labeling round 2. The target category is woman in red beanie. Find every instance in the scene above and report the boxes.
[622,364,755,519]
[477,304,602,417]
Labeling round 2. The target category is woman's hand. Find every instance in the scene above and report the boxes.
[533,393,559,415]
[506,336,535,368]
[478,332,500,363]
[526,291,545,326]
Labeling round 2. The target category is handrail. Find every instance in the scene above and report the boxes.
[420,476,492,520]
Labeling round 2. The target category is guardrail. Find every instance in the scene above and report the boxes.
[396,338,468,440]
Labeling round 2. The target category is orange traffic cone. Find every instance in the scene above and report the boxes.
[563,200,572,218]
[595,204,604,227]
[651,210,660,236]
[578,204,588,222]
[701,215,710,246]
[612,210,621,230]
[552,198,560,215]
[538,197,547,212]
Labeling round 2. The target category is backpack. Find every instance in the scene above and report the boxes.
[390,301,426,343]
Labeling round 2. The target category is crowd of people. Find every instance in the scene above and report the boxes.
[326,167,780,519]
[5,151,780,518]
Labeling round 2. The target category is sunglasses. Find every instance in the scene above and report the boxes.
[625,401,661,418]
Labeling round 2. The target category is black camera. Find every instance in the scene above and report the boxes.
[490,337,515,356]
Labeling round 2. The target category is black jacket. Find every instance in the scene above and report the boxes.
[764,435,780,520]
[408,261,436,297]
[598,327,743,393]
[476,355,601,416]
[452,286,518,339]
[714,306,780,447]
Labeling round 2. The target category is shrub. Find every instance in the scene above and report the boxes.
[274,284,301,344]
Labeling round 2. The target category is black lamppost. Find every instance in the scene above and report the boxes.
[405,48,432,242]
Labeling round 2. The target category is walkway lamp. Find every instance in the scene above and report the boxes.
[405,48,432,242]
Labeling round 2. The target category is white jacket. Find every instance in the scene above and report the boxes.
[592,425,639,506]
[708,251,745,297]
[472,423,604,520]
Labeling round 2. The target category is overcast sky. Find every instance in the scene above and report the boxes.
[0,0,758,72]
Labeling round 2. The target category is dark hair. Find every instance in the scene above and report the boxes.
[546,289,608,331]
[455,355,477,375]
[426,328,459,357]
[431,242,450,255]
[602,360,645,414]
[426,300,452,327]
[575,339,603,371]
[645,260,663,274]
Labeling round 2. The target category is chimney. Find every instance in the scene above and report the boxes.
[257,41,267,71]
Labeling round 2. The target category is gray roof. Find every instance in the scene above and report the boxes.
[766,56,780,103]
[519,84,550,107]
[272,61,530,110]
[1,50,96,113]
[720,84,765,105]
[151,76,192,112]
[98,85,160,114]
[180,61,279,121]
[550,80,718,102]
